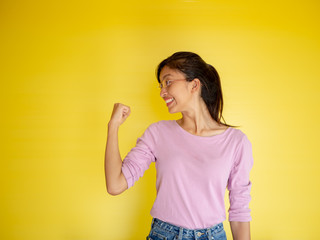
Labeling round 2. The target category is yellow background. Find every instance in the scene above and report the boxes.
[1,0,320,239]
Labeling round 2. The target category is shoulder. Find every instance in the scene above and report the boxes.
[230,127,247,138]
[146,120,174,130]
[229,127,252,146]
[228,128,254,166]
[142,120,176,138]
[139,120,173,143]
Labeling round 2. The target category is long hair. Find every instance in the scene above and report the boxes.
[156,51,239,128]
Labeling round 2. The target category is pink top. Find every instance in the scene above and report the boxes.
[121,120,253,229]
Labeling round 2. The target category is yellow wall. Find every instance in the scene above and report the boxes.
[1,0,319,239]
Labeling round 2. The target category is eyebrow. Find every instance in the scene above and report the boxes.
[161,73,172,81]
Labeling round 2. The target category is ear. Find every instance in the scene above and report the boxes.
[191,78,201,92]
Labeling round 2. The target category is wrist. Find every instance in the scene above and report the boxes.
[108,121,120,129]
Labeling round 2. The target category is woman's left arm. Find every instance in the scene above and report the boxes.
[227,135,254,240]
[230,221,251,240]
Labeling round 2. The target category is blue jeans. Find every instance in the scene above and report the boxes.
[146,218,227,240]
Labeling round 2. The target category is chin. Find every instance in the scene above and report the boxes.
[168,108,178,114]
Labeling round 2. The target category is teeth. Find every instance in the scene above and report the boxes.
[166,98,174,103]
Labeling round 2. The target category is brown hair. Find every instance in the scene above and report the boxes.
[156,51,239,128]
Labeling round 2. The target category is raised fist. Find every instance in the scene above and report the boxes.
[108,103,131,127]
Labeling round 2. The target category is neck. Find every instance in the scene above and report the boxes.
[179,98,221,135]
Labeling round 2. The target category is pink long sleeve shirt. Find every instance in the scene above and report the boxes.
[121,120,253,229]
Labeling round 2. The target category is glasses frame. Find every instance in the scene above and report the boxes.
[158,78,186,90]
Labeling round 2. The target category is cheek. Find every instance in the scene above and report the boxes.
[170,87,188,100]
[169,85,185,95]
[168,90,179,101]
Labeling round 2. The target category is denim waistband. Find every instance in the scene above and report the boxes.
[151,218,224,239]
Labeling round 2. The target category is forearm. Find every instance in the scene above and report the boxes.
[229,221,251,240]
[105,122,123,193]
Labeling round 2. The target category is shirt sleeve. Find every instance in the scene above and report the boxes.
[227,134,254,222]
[121,123,157,189]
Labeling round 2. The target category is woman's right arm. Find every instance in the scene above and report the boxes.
[104,103,131,196]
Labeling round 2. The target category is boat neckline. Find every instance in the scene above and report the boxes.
[172,119,232,139]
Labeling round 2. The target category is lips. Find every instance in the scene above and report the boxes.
[165,98,174,104]
[165,98,174,107]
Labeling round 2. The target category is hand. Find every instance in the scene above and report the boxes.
[108,103,131,127]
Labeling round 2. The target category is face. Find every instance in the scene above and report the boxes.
[159,66,194,113]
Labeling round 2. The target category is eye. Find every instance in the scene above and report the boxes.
[166,80,172,86]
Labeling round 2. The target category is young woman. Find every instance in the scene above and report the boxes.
[105,52,253,240]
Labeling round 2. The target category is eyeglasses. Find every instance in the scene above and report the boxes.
[158,79,186,90]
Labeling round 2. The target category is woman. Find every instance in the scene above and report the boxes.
[105,51,253,240]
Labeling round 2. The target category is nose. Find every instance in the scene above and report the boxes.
[160,87,167,98]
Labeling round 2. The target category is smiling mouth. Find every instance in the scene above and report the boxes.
[165,98,174,104]
[166,98,174,107]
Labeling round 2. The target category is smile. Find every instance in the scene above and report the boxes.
[165,98,174,104]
